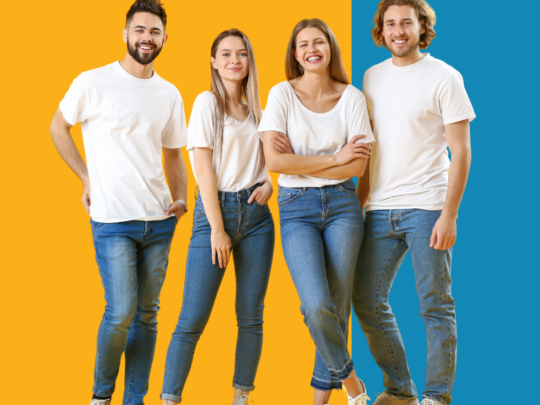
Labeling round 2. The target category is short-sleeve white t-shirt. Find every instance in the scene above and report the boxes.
[258,81,374,188]
[363,54,476,211]
[59,61,188,222]
[187,92,267,192]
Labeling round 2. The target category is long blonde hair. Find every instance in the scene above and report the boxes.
[210,29,264,175]
[285,19,349,84]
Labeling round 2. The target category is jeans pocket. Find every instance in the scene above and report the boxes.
[194,196,205,216]
[337,179,357,193]
[90,219,106,230]
[277,187,305,206]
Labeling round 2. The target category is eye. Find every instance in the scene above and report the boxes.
[136,29,143,32]
[151,31,159,34]
[222,53,230,57]
[299,44,307,47]
[241,52,248,57]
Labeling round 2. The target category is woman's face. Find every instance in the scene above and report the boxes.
[211,36,249,82]
[294,27,331,74]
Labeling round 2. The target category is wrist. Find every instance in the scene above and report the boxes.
[440,210,458,221]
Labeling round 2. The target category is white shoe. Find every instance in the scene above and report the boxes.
[233,389,253,405]
[90,399,111,405]
[347,379,371,405]
[373,392,419,405]
[420,398,444,405]
[163,400,179,405]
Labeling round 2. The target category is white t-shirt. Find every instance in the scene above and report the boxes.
[187,92,267,192]
[258,81,374,188]
[363,54,476,211]
[60,61,188,223]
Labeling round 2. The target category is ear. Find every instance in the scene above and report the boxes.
[123,28,128,44]
[163,33,168,46]
[210,56,217,69]
[293,48,299,61]
[420,19,426,35]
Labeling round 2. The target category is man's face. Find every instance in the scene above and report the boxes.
[382,5,425,58]
[123,12,166,65]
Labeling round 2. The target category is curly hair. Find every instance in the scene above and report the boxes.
[372,0,436,49]
[126,0,167,30]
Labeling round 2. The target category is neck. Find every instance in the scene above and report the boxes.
[119,52,155,79]
[222,78,244,105]
[298,69,334,97]
[391,47,426,67]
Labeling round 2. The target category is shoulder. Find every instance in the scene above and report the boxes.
[364,58,392,79]
[269,81,293,97]
[424,55,463,82]
[72,62,116,87]
[192,91,217,112]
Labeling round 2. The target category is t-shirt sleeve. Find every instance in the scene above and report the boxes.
[186,92,216,151]
[257,85,288,140]
[440,74,476,125]
[162,91,188,149]
[347,89,375,144]
[59,75,89,125]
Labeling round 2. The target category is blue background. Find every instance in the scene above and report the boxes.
[351,0,540,401]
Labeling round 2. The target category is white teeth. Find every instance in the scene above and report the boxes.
[307,56,321,61]
[394,39,406,44]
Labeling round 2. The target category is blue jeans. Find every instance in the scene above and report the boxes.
[353,209,456,405]
[90,217,176,405]
[162,184,275,403]
[278,179,363,390]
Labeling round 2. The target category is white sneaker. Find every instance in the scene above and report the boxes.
[232,389,253,405]
[347,379,371,405]
[163,400,179,405]
[90,399,111,405]
[373,392,419,405]
[420,398,444,405]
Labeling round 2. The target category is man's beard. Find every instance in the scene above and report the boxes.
[127,38,162,65]
[386,35,420,58]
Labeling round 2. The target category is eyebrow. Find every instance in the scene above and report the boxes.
[133,25,162,31]
[220,48,247,52]
[298,37,325,43]
[384,18,413,23]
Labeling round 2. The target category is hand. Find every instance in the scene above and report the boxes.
[82,181,91,214]
[333,135,371,166]
[248,181,273,205]
[273,132,295,154]
[211,228,232,268]
[430,215,457,250]
[165,201,186,221]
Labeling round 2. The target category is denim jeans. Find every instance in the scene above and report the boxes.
[90,217,176,405]
[161,184,275,403]
[278,179,363,390]
[353,209,456,405]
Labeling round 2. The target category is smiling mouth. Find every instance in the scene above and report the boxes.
[228,67,242,72]
[138,44,155,52]
[393,38,408,45]
[306,55,322,63]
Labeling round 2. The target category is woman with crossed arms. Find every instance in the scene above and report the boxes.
[162,29,274,405]
[259,19,374,405]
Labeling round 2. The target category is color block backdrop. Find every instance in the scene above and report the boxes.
[351,1,540,403]
[0,1,352,404]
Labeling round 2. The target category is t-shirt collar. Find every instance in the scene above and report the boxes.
[113,60,159,84]
[388,53,431,72]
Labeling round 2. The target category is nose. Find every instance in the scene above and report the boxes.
[398,24,404,34]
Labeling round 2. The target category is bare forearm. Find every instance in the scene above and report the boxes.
[356,160,370,209]
[163,148,188,201]
[194,149,225,231]
[50,110,88,184]
[308,158,367,180]
[442,150,471,219]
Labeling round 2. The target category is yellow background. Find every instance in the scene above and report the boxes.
[2,1,352,403]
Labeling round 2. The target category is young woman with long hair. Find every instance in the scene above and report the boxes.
[259,19,374,405]
[161,29,274,405]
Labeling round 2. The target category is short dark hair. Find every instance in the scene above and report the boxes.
[126,0,167,30]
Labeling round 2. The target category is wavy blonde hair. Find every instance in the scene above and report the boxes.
[285,18,349,84]
[210,29,264,175]
[372,0,436,49]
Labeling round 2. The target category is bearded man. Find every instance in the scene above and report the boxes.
[49,1,188,404]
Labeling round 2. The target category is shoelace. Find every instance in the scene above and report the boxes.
[372,392,388,404]
[422,399,438,405]
[91,400,110,405]
[350,392,371,405]
[235,391,254,405]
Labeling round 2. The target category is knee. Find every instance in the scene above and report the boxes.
[173,310,209,339]
[236,305,264,331]
[300,300,336,327]
[105,302,137,333]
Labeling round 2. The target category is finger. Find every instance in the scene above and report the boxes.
[349,135,367,144]
[275,132,287,141]
[430,229,437,248]
[225,247,231,267]
[212,247,216,265]
[275,145,286,153]
[273,138,286,149]
[248,189,259,203]
[434,235,445,250]
[217,249,223,268]
[355,153,370,159]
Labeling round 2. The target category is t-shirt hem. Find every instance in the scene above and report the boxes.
[162,142,186,149]
[91,214,174,223]
[443,113,476,125]
[58,103,78,126]
[366,205,444,212]
[186,143,214,151]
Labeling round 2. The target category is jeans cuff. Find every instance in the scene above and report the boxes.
[424,395,447,405]
[233,382,255,391]
[331,358,354,381]
[311,374,343,391]
[161,393,182,403]
[93,391,114,398]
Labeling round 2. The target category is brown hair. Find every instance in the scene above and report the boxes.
[285,19,349,84]
[126,0,167,30]
[372,0,436,49]
[210,29,264,175]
